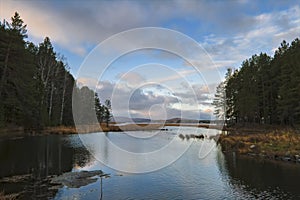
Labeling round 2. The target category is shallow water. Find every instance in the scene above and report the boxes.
[0,127,300,199]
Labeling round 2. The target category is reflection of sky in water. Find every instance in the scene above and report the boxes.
[55,127,227,199]
[78,127,218,173]
[54,127,300,199]
[1,128,298,199]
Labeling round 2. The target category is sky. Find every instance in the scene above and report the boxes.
[1,0,300,121]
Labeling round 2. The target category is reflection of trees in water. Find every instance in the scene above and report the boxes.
[215,145,229,179]
[72,146,93,168]
[216,149,300,199]
[100,176,103,200]
[0,135,93,198]
[64,135,94,169]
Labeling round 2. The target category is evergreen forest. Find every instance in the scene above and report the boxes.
[0,12,111,130]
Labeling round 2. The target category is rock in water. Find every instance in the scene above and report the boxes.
[51,170,107,188]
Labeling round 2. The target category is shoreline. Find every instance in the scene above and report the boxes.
[5,121,298,166]
[218,128,300,164]
[0,123,224,140]
[0,123,164,139]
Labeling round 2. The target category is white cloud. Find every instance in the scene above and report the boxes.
[94,80,213,120]
[2,0,299,74]
[117,71,146,87]
[3,0,298,59]
[200,5,300,71]
[2,1,300,120]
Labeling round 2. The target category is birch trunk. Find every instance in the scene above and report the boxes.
[48,62,59,122]
[48,82,54,120]
[60,71,67,125]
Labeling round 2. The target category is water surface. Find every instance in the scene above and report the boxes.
[0,127,300,199]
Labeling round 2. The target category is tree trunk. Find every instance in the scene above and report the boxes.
[48,82,54,121]
[38,56,55,106]
[48,62,59,123]
[60,71,67,125]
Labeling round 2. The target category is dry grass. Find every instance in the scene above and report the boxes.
[219,129,300,157]
[164,123,225,130]
[68,124,121,133]
[45,123,164,134]
[45,123,226,135]
[0,123,227,138]
[45,126,77,134]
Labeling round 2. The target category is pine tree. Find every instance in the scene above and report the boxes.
[0,12,77,129]
[94,92,103,123]
[222,38,300,127]
[104,99,112,127]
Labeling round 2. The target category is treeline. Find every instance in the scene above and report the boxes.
[0,12,111,130]
[73,87,112,126]
[213,38,300,127]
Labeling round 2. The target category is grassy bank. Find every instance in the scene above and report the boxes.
[1,122,222,137]
[164,123,222,129]
[0,122,225,139]
[0,123,166,139]
[218,128,300,162]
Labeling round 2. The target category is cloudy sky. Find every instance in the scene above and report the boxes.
[1,0,300,120]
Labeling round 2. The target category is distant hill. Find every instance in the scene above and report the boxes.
[165,118,210,124]
[112,117,151,123]
[113,117,212,124]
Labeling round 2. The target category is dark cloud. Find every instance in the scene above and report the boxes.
[5,0,299,57]
[4,0,299,120]
[129,90,179,111]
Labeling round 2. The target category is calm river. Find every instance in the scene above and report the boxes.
[0,127,300,199]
